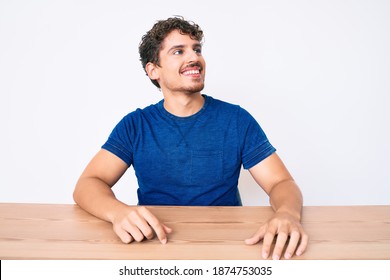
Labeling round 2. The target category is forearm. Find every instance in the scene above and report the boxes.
[268,179,303,221]
[73,177,130,223]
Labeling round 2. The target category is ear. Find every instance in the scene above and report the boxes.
[145,62,160,80]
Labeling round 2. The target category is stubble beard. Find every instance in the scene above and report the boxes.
[179,74,206,95]
[161,73,205,96]
[181,82,205,95]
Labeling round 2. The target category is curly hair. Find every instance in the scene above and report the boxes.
[139,16,204,88]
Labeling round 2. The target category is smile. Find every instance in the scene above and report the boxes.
[182,69,200,76]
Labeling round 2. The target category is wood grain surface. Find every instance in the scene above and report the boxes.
[0,203,389,259]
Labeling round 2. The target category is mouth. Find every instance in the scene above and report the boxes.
[182,69,201,76]
[180,63,203,77]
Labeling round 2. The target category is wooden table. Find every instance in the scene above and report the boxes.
[0,203,389,259]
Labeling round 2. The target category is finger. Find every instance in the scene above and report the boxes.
[262,230,276,259]
[113,224,134,244]
[151,221,168,244]
[163,224,173,234]
[272,231,288,260]
[122,222,145,242]
[244,226,266,245]
[129,210,155,240]
[296,231,309,256]
[284,230,300,259]
[139,207,169,244]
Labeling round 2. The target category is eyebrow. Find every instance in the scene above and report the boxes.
[166,43,202,54]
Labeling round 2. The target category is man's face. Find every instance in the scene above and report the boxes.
[150,29,206,95]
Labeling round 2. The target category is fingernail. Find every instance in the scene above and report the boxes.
[296,250,302,256]
[272,254,280,260]
[161,238,167,244]
[285,252,292,259]
[262,252,268,259]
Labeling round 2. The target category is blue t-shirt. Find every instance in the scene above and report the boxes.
[102,95,276,206]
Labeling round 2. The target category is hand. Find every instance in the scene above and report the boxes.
[111,206,173,244]
[244,212,308,260]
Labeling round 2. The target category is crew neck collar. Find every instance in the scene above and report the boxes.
[157,94,211,122]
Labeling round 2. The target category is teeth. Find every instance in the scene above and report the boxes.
[183,70,200,75]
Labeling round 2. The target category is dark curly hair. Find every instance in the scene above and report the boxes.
[139,16,204,88]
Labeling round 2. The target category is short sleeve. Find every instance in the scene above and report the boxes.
[101,114,135,166]
[239,108,276,169]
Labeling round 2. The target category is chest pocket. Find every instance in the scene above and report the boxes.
[190,150,223,185]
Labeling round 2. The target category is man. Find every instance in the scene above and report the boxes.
[73,17,308,260]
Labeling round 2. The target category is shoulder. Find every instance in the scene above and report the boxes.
[121,100,162,122]
[206,95,253,119]
[206,95,239,109]
[205,95,243,115]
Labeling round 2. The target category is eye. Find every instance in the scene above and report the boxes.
[194,47,202,54]
[173,49,183,55]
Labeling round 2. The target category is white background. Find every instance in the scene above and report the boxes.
[1,0,389,206]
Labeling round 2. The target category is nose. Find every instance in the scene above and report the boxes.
[186,49,201,64]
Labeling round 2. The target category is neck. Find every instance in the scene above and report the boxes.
[162,92,205,117]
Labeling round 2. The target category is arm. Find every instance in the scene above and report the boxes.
[244,153,309,259]
[73,149,172,244]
